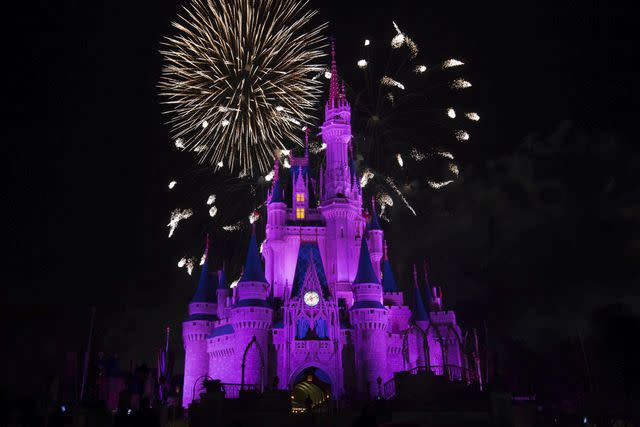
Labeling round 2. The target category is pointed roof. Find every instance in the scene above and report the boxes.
[368,197,382,231]
[269,158,284,204]
[412,265,429,321]
[191,236,217,303]
[217,267,227,290]
[381,243,398,292]
[291,242,330,297]
[239,228,267,283]
[353,238,379,284]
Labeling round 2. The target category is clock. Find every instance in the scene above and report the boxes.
[303,291,320,307]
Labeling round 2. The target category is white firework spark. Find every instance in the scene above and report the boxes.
[451,79,472,89]
[443,59,464,68]
[206,194,216,205]
[396,153,404,167]
[223,223,242,232]
[415,65,427,73]
[448,163,459,176]
[428,180,454,189]
[167,208,193,237]
[360,169,375,188]
[447,108,456,119]
[410,148,426,161]
[465,112,480,121]
[381,76,405,90]
[437,151,454,159]
[357,59,368,69]
[168,180,177,189]
[209,206,218,217]
[455,130,470,141]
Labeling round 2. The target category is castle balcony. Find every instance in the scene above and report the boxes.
[285,208,325,226]
[292,340,335,354]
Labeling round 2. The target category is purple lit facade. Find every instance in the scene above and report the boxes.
[182,46,480,408]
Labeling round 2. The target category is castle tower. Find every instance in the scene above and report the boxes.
[265,159,287,297]
[231,228,272,389]
[319,41,363,289]
[366,198,384,280]
[182,237,218,408]
[350,238,388,397]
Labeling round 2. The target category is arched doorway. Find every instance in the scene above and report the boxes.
[290,367,331,412]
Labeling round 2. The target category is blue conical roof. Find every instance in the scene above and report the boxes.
[353,238,379,285]
[217,268,227,289]
[413,282,429,321]
[239,230,267,283]
[381,259,399,292]
[191,252,217,303]
[369,199,382,231]
[269,179,284,204]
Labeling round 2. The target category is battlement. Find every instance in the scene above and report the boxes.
[428,310,457,325]
[383,292,404,307]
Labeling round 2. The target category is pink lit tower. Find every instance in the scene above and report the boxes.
[181,43,482,408]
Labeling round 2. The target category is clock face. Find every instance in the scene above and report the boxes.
[303,291,320,307]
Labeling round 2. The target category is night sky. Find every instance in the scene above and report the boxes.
[4,0,639,397]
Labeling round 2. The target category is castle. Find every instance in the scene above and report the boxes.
[181,45,480,409]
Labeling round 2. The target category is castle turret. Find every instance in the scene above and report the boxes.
[350,238,388,397]
[319,41,363,287]
[182,236,217,408]
[231,229,272,389]
[367,198,384,280]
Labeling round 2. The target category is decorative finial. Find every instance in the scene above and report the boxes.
[383,240,389,261]
[423,259,429,287]
[204,233,210,258]
[412,264,418,287]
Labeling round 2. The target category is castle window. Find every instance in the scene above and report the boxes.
[296,193,305,202]
[296,208,305,219]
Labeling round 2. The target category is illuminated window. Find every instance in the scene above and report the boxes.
[296,208,305,219]
[296,193,305,202]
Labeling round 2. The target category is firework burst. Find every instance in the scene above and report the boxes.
[347,22,479,216]
[159,0,327,176]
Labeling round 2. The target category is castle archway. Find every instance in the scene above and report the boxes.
[289,366,332,412]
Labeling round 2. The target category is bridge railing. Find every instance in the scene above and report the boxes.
[383,364,479,399]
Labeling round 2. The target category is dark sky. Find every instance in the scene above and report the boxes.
[4,0,639,396]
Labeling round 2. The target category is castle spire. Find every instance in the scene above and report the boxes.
[191,234,217,303]
[412,264,429,321]
[381,241,398,292]
[369,197,382,230]
[239,227,267,283]
[353,237,379,284]
[329,39,339,108]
